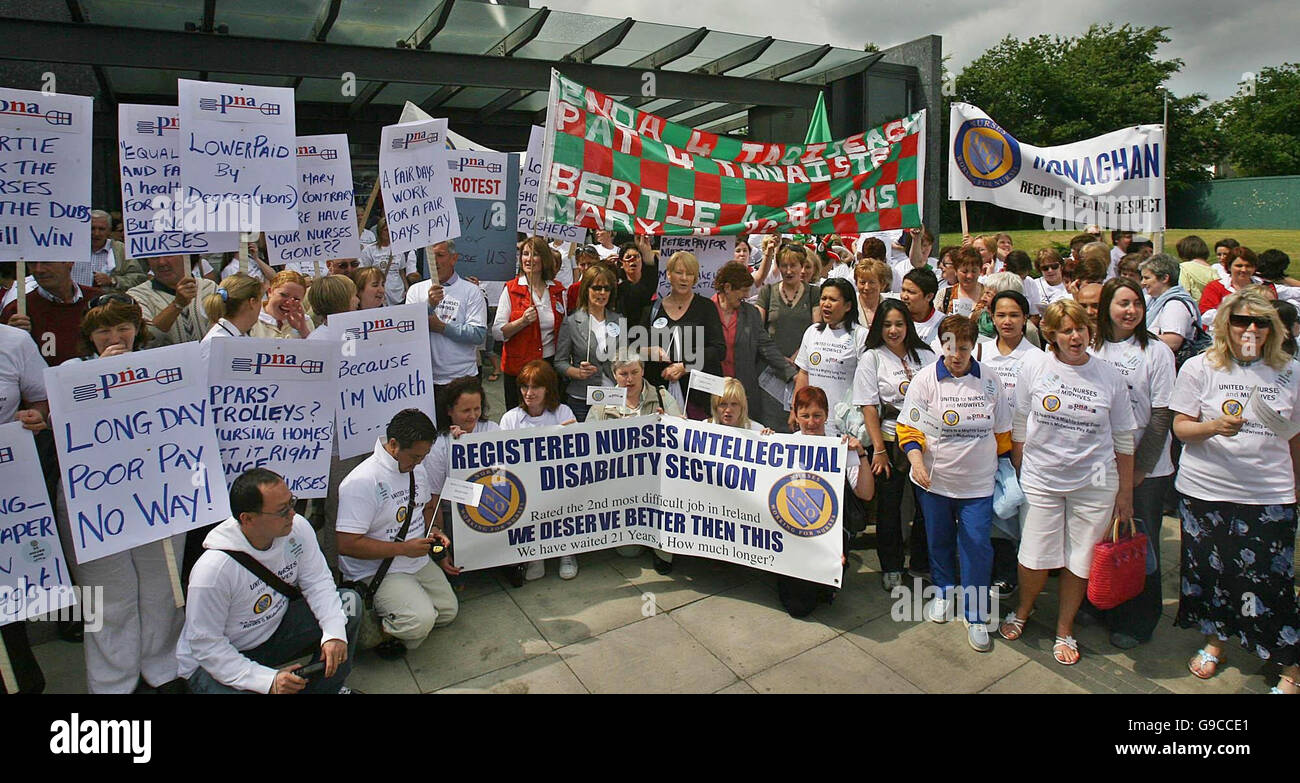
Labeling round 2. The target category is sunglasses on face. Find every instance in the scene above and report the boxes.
[1039,264,1061,271]
[589,285,612,292]
[259,496,298,518]
[1229,314,1272,329]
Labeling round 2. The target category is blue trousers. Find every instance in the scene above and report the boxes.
[916,489,994,623]
[188,588,361,694]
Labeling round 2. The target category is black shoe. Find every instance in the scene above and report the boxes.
[374,639,407,661]
[991,580,1018,601]
[57,619,83,644]
[502,564,525,588]
[652,554,673,575]
[155,678,189,694]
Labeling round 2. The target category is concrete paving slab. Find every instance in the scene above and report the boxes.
[749,636,922,694]
[437,653,588,694]
[845,613,1028,693]
[407,590,551,693]
[607,553,757,612]
[558,613,736,693]
[504,560,649,647]
[981,660,1091,694]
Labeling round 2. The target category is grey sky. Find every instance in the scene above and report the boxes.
[542,0,1294,102]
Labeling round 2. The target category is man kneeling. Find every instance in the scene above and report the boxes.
[337,408,458,660]
[178,468,360,694]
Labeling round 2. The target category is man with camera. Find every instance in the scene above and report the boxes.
[177,468,361,694]
[336,408,459,660]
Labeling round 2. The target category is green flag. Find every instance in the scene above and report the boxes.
[804,92,832,145]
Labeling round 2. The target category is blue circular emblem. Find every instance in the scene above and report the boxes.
[459,468,526,533]
[953,118,1021,188]
[768,472,839,538]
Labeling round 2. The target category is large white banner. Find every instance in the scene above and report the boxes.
[378,118,459,254]
[517,125,584,243]
[178,79,298,232]
[448,416,846,586]
[208,338,339,498]
[45,345,230,563]
[118,104,240,259]
[329,303,436,459]
[0,423,76,624]
[264,134,360,273]
[0,88,92,263]
[948,103,1165,233]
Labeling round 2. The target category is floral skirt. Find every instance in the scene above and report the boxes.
[1175,495,1300,666]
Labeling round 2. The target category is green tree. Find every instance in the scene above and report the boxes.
[1213,63,1300,176]
[945,24,1218,229]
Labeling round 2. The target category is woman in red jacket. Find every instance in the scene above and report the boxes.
[493,236,567,410]
[1199,247,1273,330]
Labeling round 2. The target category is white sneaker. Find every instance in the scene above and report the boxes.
[524,560,545,581]
[926,596,951,624]
[966,620,993,652]
[558,555,578,580]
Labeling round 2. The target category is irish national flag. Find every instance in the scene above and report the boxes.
[539,69,925,236]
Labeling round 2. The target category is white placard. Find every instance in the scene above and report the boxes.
[378,118,459,254]
[329,303,437,459]
[689,369,728,397]
[517,125,584,242]
[899,399,943,439]
[586,385,628,407]
[448,149,507,201]
[0,88,92,263]
[656,236,734,297]
[0,422,76,625]
[118,104,239,259]
[45,344,230,563]
[264,134,360,272]
[1249,384,1300,440]
[208,338,339,498]
[178,79,298,231]
[441,477,484,506]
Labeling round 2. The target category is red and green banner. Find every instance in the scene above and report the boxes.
[539,69,925,236]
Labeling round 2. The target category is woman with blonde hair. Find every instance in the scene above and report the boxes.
[353,265,387,310]
[252,269,312,339]
[707,377,764,431]
[1172,289,1300,691]
[200,273,263,362]
[306,274,359,342]
[643,250,724,419]
[854,258,891,330]
[1000,298,1136,665]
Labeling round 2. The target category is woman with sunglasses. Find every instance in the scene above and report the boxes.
[555,264,620,422]
[52,297,187,693]
[1088,278,1177,649]
[1171,290,1300,692]
[853,298,937,590]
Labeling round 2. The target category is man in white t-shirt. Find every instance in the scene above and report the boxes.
[405,240,488,429]
[1109,230,1133,279]
[336,409,457,660]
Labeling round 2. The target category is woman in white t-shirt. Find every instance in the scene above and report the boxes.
[359,219,418,306]
[1000,298,1136,666]
[938,247,984,317]
[199,273,263,365]
[1027,248,1069,324]
[792,278,867,433]
[897,315,1012,653]
[1089,278,1177,649]
[498,359,578,583]
[56,297,187,693]
[853,298,937,590]
[976,290,1043,598]
[1171,289,1300,692]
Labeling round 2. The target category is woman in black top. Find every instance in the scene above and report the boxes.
[616,236,660,328]
[643,251,724,419]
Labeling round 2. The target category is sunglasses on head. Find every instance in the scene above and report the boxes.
[88,293,135,309]
[1229,314,1272,329]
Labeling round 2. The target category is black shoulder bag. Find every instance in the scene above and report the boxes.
[340,471,419,607]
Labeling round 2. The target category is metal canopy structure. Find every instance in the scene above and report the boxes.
[0,0,942,230]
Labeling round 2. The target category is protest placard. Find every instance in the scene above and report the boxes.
[45,344,230,563]
[117,104,239,259]
[264,134,360,273]
[656,235,734,296]
[207,338,338,498]
[948,103,1166,233]
[518,125,584,243]
[0,88,92,264]
[0,422,75,625]
[329,303,436,459]
[449,148,518,282]
[540,70,924,236]
[177,79,298,232]
[378,118,459,254]
[449,416,845,585]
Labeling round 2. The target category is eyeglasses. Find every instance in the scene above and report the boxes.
[88,293,135,309]
[1229,314,1272,329]
[333,260,360,269]
[589,285,612,292]
[258,496,298,519]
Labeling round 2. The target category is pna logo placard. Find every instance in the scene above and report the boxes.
[0,99,72,126]
[136,116,179,136]
[198,94,281,116]
[73,366,183,402]
[391,131,439,150]
[344,318,416,341]
[296,145,338,160]
[230,353,325,375]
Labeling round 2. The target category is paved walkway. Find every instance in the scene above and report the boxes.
[26,372,1284,693]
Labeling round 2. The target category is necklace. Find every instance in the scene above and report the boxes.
[779,282,803,308]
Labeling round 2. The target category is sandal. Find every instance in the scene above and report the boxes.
[998,611,1031,641]
[1188,648,1220,680]
[1269,674,1298,694]
[487,371,500,382]
[1053,635,1080,666]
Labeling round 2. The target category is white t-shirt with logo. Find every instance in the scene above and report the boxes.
[1150,298,1197,343]
[499,404,577,430]
[1170,355,1300,505]
[406,274,488,385]
[976,336,1043,414]
[336,438,433,582]
[913,308,946,345]
[1016,352,1137,492]
[0,324,47,422]
[795,324,869,426]
[852,344,937,440]
[1090,336,1177,478]
[900,361,1011,498]
[424,421,502,495]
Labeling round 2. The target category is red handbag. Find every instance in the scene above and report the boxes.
[1087,518,1148,609]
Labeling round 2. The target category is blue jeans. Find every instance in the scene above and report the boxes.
[188,588,361,694]
[916,489,994,623]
